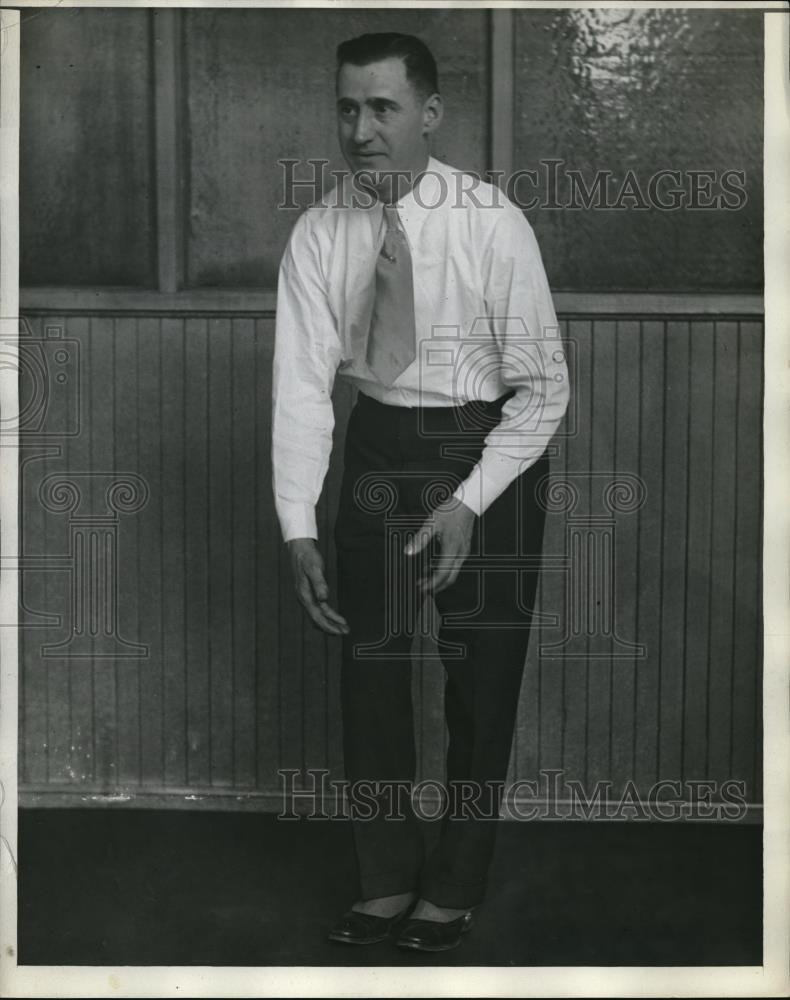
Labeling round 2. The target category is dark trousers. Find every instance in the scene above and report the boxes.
[334,391,549,909]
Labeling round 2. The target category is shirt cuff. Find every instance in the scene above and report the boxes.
[277,501,319,543]
[452,454,519,517]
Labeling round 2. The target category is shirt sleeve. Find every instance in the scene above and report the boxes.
[453,204,570,516]
[272,210,343,542]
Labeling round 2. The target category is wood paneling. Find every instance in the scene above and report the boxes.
[160,316,188,787]
[18,309,764,812]
[633,320,666,791]
[137,317,166,785]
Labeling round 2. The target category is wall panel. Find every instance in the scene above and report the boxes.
[136,317,166,785]
[18,309,763,812]
[633,319,666,791]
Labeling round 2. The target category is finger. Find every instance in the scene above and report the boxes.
[425,568,451,594]
[424,551,465,594]
[302,596,347,635]
[415,538,446,590]
[418,560,449,593]
[416,556,439,590]
[312,611,347,635]
[305,563,330,603]
[431,567,459,594]
[405,523,434,557]
[306,567,349,631]
[296,564,350,635]
[318,601,350,632]
[311,613,346,635]
[296,579,320,617]
[297,577,331,623]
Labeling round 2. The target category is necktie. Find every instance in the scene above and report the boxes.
[365,204,417,387]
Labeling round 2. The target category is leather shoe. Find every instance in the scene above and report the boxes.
[395,911,474,952]
[327,904,414,945]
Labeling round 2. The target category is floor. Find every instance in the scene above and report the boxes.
[18,809,761,966]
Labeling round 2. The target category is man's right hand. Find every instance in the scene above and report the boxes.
[287,538,350,636]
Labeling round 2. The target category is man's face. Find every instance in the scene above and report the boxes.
[336,57,440,195]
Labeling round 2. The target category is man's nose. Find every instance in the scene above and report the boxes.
[352,109,375,145]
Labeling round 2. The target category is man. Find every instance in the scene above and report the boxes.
[272,33,569,952]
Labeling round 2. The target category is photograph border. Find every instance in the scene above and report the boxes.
[0,2,787,996]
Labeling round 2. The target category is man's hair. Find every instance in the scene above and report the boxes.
[336,33,439,99]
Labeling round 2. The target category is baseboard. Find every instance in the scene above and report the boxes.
[18,784,764,824]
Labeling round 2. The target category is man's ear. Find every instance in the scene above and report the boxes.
[422,92,444,135]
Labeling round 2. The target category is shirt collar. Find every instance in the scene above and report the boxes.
[392,156,448,234]
[347,157,450,244]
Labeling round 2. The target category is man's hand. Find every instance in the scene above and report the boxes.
[405,498,477,595]
[287,538,350,636]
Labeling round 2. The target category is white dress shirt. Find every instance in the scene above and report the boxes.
[272,156,570,543]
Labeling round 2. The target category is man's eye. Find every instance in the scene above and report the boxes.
[339,105,357,118]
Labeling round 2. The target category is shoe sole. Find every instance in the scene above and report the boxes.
[327,932,390,945]
[395,919,474,953]
[327,908,415,946]
[396,938,463,953]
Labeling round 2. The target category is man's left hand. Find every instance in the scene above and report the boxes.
[405,498,477,595]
